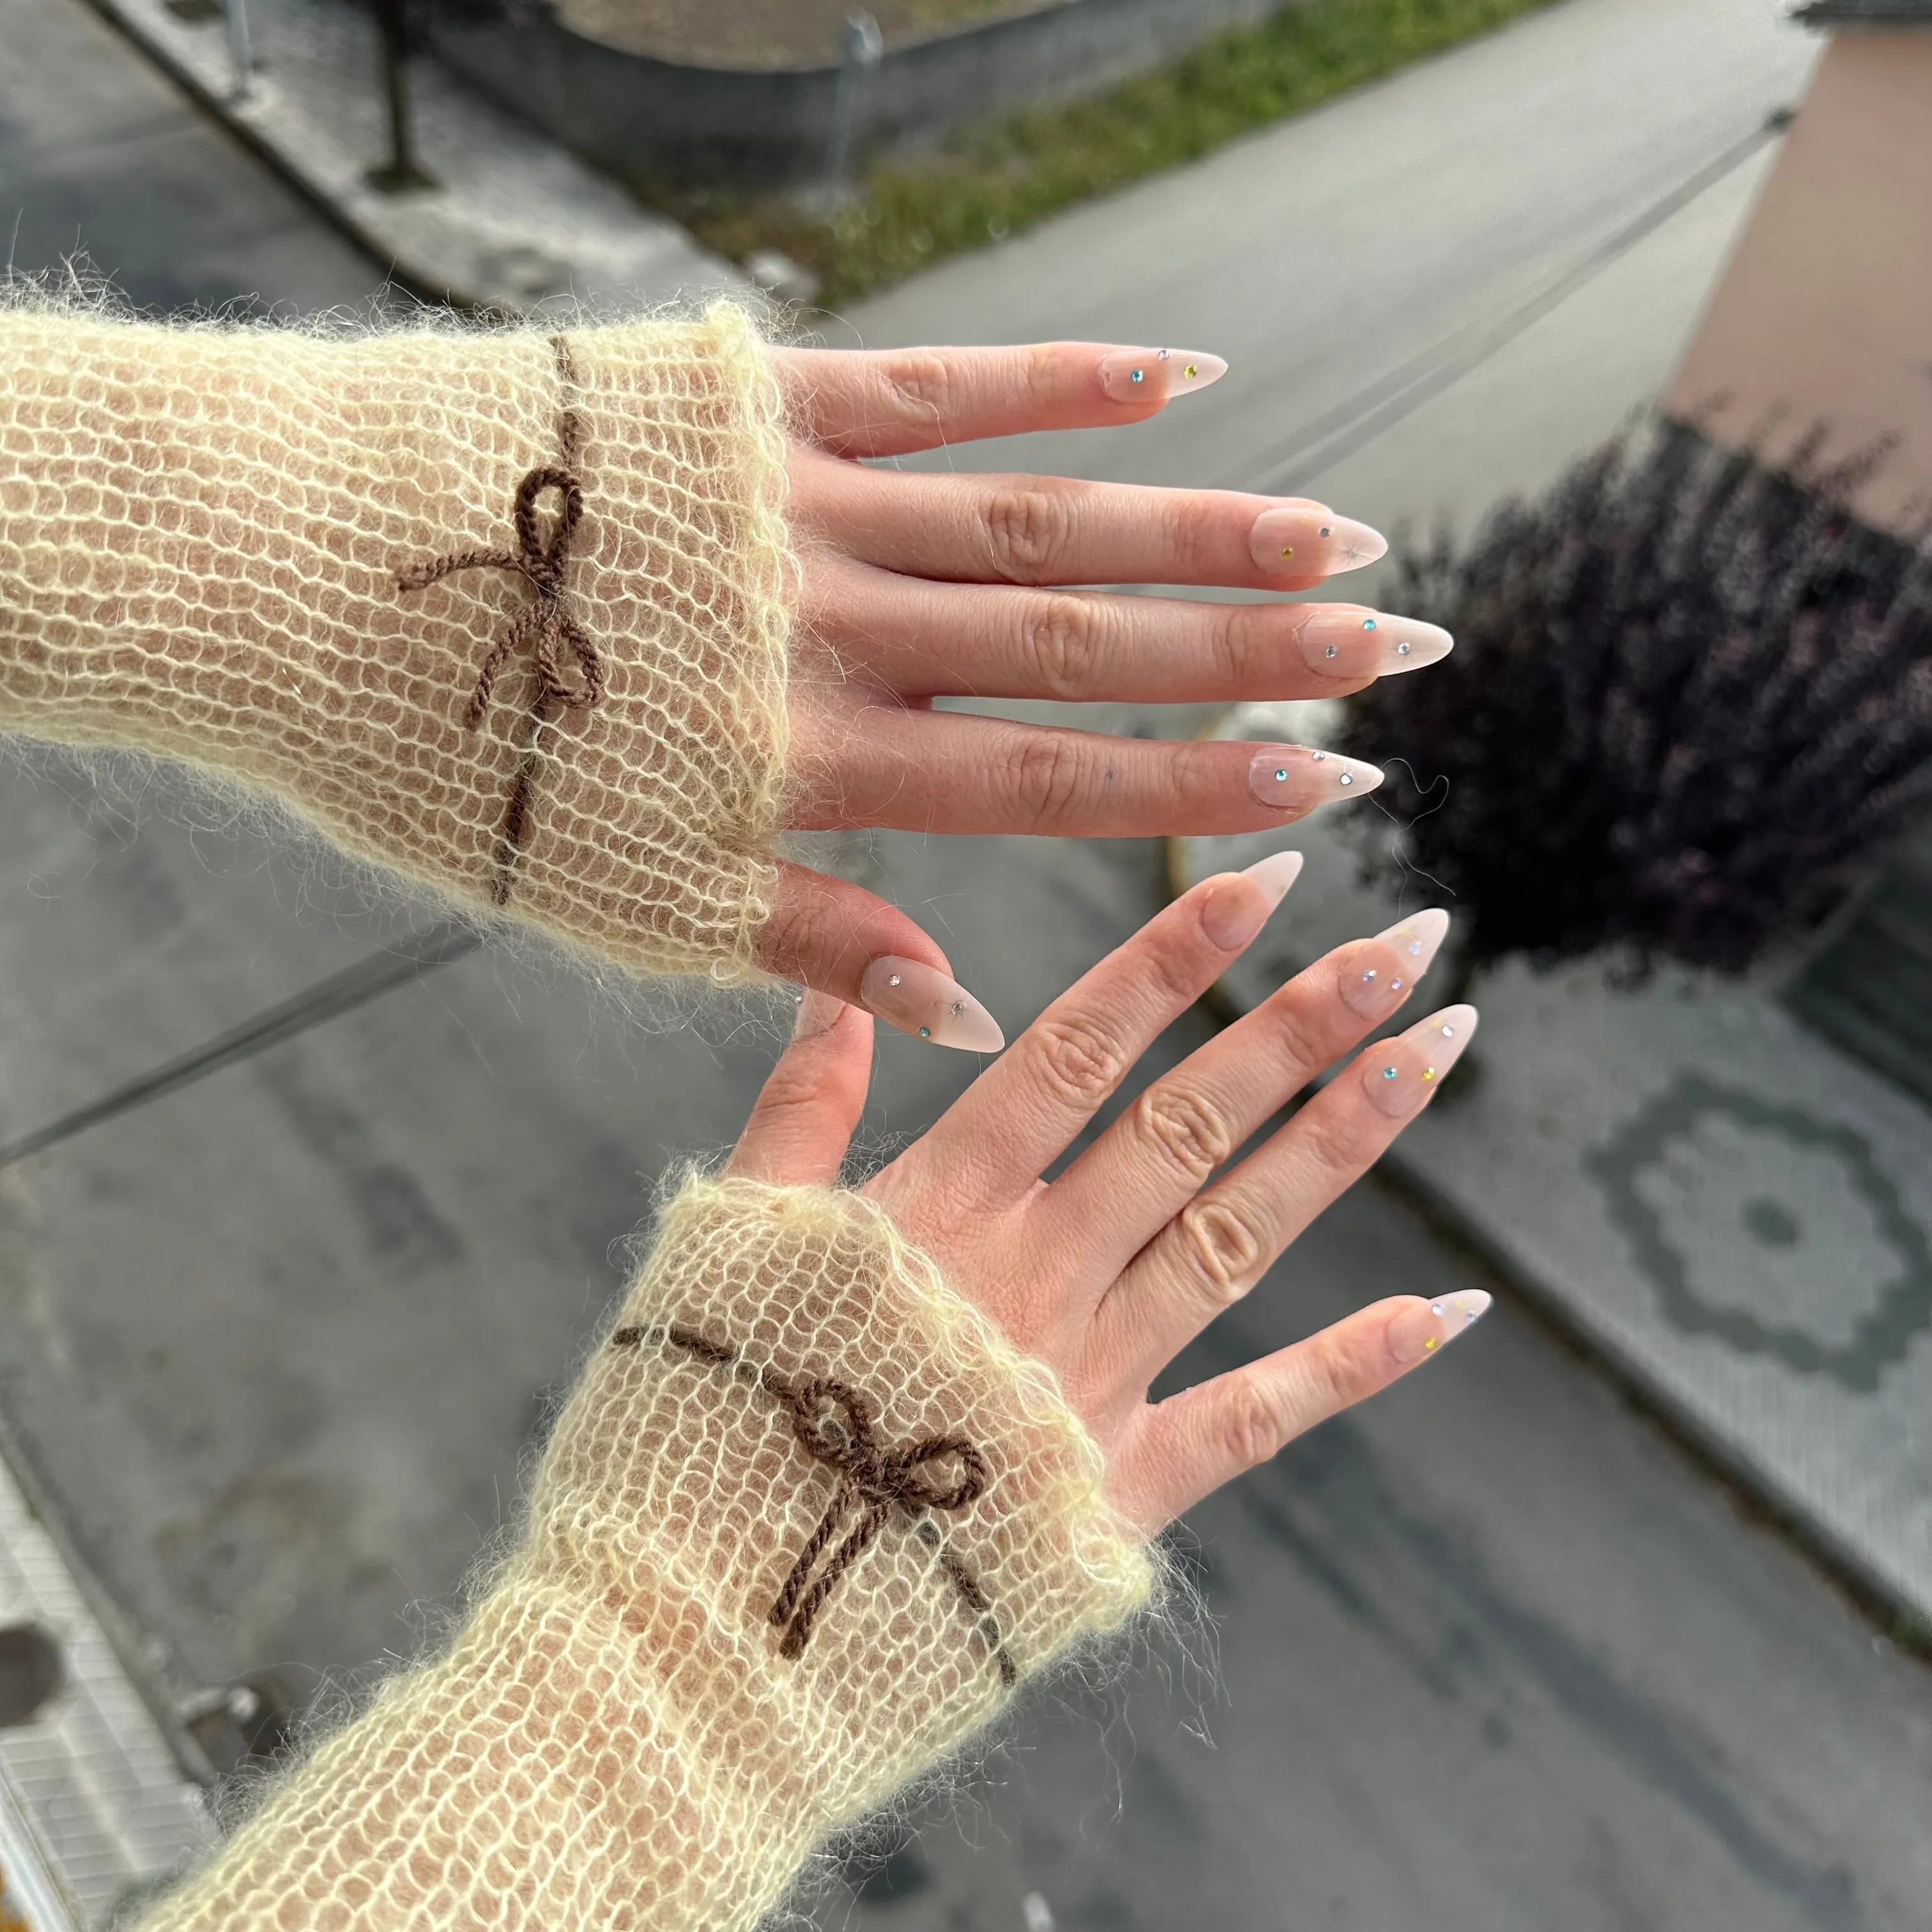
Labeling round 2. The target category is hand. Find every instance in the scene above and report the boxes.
[751,342,1455,1050]
[727,855,1487,1529]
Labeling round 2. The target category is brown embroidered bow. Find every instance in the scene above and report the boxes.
[396,334,606,907]
[611,1324,1016,1684]
[770,1376,989,1659]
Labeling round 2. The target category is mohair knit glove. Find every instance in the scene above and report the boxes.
[0,303,792,981]
[135,1177,1153,1931]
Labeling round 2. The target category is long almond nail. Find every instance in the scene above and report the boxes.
[1098,347,1229,404]
[1250,507,1388,577]
[1361,1004,1477,1117]
[859,957,1005,1052]
[1200,848,1303,949]
[1375,908,1450,983]
[1248,746,1383,813]
[1297,608,1452,678]
[1387,1289,1492,1367]
[1340,911,1451,1020]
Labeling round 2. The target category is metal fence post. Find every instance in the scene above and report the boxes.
[225,0,253,100]
[822,10,884,205]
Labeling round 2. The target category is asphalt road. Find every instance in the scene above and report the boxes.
[3,3,1930,1929]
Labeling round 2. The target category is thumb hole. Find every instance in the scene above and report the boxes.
[726,993,875,1186]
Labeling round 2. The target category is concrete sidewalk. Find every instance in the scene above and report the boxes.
[81,0,735,310]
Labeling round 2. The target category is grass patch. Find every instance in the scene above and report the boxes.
[656,0,1564,309]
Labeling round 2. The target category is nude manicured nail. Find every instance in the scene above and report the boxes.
[1361,1004,1478,1117]
[1247,746,1383,812]
[1387,1289,1492,1367]
[1244,848,1305,902]
[1376,908,1450,983]
[859,957,1005,1052]
[1340,908,1450,1020]
[1098,347,1229,404]
[1250,507,1388,578]
[1201,848,1303,949]
[1297,608,1453,678]
[792,988,845,1041]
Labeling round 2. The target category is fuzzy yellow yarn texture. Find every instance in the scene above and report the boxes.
[135,1177,1153,1932]
[0,302,793,981]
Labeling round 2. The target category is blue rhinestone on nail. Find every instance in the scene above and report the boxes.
[1383,1066,1398,1080]
[919,1026,932,1038]
[1274,767,1289,783]
[1130,368,1144,383]
[1363,618,1377,631]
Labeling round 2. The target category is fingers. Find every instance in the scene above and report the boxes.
[751,861,1003,1052]
[793,450,1384,594]
[1089,1004,1479,1393]
[772,341,1227,459]
[803,558,1453,703]
[1039,911,1452,1288]
[908,853,1305,1206]
[1109,1287,1493,1532]
[785,704,1384,838]
[727,993,875,1186]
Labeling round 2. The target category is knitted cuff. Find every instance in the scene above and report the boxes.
[135,1179,1152,1932]
[0,303,792,981]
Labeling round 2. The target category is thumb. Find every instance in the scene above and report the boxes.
[753,861,1004,1053]
[726,992,875,1186]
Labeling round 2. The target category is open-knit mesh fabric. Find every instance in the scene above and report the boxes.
[136,1177,1153,1931]
[0,302,792,980]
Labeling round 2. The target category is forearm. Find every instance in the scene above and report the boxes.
[137,1179,1151,1931]
[0,303,792,979]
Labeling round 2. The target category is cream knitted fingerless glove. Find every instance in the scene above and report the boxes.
[0,303,792,980]
[136,1177,1153,1931]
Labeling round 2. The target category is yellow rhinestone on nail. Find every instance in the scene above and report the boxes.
[1423,1335,1440,1351]
[1422,1066,1437,1081]
[1184,362,1199,378]
[1280,544,1294,558]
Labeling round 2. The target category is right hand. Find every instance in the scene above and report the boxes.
[729,854,1487,1531]
[751,339,1453,1048]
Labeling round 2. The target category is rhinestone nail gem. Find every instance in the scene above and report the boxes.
[1275,767,1289,783]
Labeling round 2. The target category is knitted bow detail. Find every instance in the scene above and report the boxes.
[394,335,605,907]
[398,461,606,732]
[611,1323,1015,1682]
[772,1377,990,1658]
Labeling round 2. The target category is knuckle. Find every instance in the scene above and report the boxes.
[1220,1376,1298,1475]
[1176,1197,1266,1306]
[999,731,1092,829]
[1020,594,1105,699]
[1030,1016,1130,1109]
[1291,1108,1372,1185]
[1217,603,1275,688]
[983,486,1075,583]
[1134,1086,1234,1186]
[1256,999,1331,1084]
[878,351,958,427]
[754,889,830,982]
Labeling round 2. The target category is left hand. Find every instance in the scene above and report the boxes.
[746,342,1454,1048]
[726,854,1487,1530]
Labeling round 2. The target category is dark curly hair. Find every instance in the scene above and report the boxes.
[1342,422,1932,985]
